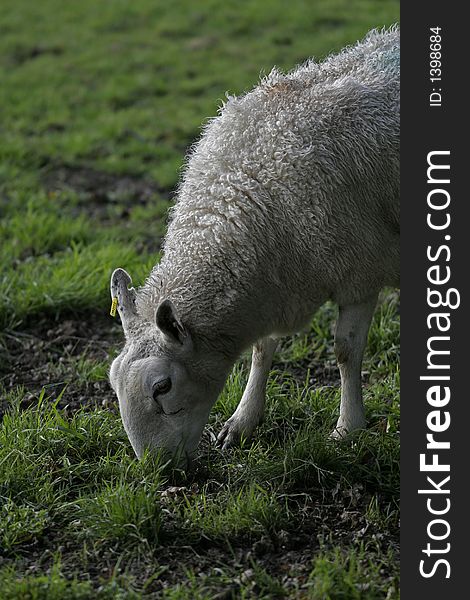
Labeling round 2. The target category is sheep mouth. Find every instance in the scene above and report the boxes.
[162,407,184,417]
[146,396,184,417]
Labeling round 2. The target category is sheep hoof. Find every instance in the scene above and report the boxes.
[329,417,366,440]
[329,426,349,440]
[217,418,252,450]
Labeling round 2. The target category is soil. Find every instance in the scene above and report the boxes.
[41,163,173,222]
[0,313,123,419]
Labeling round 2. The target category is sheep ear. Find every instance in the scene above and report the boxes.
[156,299,187,344]
[110,268,139,337]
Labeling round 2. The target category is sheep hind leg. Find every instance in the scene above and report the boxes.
[330,294,378,439]
[217,337,277,450]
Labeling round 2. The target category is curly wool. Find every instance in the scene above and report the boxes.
[137,27,400,358]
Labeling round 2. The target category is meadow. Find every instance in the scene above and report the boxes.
[0,0,400,597]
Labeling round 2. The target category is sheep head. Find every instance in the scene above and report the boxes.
[109,268,227,463]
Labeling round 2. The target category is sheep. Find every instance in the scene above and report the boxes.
[109,27,400,461]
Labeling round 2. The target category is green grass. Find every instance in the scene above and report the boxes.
[0,561,142,599]
[306,546,398,599]
[0,0,399,329]
[0,319,400,595]
[1,0,400,597]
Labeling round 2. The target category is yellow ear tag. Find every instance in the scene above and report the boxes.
[110,297,118,317]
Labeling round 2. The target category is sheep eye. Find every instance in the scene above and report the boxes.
[152,377,172,400]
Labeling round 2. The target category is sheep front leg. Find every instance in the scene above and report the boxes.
[217,337,277,449]
[331,295,378,438]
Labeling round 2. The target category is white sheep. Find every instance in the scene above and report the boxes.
[109,27,399,460]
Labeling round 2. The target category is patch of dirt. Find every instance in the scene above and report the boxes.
[8,44,64,66]
[314,17,347,29]
[0,314,123,419]
[275,355,341,388]
[275,334,341,389]
[41,163,173,222]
